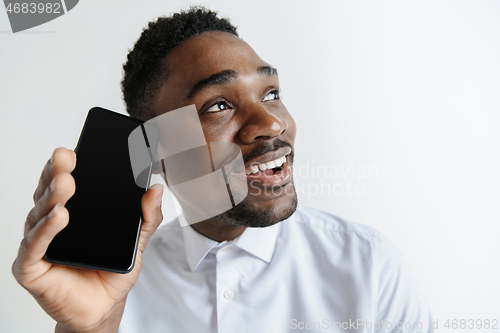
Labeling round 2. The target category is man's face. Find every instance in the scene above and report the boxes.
[152,32,297,227]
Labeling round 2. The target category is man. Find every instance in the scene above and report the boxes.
[13,7,432,333]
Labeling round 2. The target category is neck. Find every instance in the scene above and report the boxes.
[190,220,246,242]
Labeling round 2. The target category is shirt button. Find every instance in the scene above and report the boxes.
[223,290,234,300]
[222,246,230,252]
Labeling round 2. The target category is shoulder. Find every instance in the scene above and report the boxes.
[147,217,184,247]
[288,205,379,240]
[284,206,405,266]
[138,217,189,272]
[276,206,385,265]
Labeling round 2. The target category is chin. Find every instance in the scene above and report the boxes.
[213,181,298,228]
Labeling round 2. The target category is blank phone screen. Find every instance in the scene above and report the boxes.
[45,107,151,273]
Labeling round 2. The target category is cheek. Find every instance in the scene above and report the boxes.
[201,118,241,143]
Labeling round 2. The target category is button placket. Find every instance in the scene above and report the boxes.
[223,289,234,300]
[215,246,241,332]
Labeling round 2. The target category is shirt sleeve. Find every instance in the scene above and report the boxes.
[374,232,434,333]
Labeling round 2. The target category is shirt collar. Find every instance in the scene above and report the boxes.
[182,224,220,272]
[182,222,281,272]
[233,223,280,264]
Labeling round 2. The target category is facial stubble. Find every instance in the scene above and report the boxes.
[210,178,298,228]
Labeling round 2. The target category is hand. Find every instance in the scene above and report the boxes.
[12,148,164,333]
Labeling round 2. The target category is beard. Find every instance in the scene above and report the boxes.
[209,138,298,228]
[164,137,298,228]
[209,178,298,228]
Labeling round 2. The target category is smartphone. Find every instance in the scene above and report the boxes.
[44,107,154,273]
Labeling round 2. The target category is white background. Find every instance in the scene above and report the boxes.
[1,0,499,332]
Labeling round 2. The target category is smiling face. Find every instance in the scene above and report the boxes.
[151,31,297,231]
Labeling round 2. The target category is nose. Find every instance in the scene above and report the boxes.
[238,104,287,144]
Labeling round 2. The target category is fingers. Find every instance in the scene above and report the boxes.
[14,148,76,288]
[14,204,70,280]
[137,184,164,254]
[25,171,75,236]
[33,148,76,203]
[27,148,76,236]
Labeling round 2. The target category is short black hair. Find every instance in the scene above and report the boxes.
[122,6,238,120]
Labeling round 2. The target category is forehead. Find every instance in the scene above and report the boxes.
[163,31,269,85]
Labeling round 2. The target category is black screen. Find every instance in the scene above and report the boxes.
[45,107,151,273]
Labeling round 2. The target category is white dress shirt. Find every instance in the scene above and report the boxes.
[119,206,433,332]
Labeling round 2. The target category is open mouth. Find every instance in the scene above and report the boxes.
[245,154,288,176]
[243,151,292,189]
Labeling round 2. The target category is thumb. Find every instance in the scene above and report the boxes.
[137,183,164,254]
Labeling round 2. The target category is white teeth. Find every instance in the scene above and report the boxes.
[246,155,288,175]
[265,161,276,169]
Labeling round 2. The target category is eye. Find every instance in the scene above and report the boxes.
[205,101,231,113]
[263,89,280,101]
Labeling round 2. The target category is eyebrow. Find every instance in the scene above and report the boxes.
[257,66,278,76]
[187,70,237,99]
[186,66,278,99]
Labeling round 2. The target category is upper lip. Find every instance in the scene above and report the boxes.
[244,147,292,168]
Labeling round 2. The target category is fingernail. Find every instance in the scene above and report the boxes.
[149,184,164,206]
[157,192,163,206]
[49,178,56,193]
[48,204,60,219]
